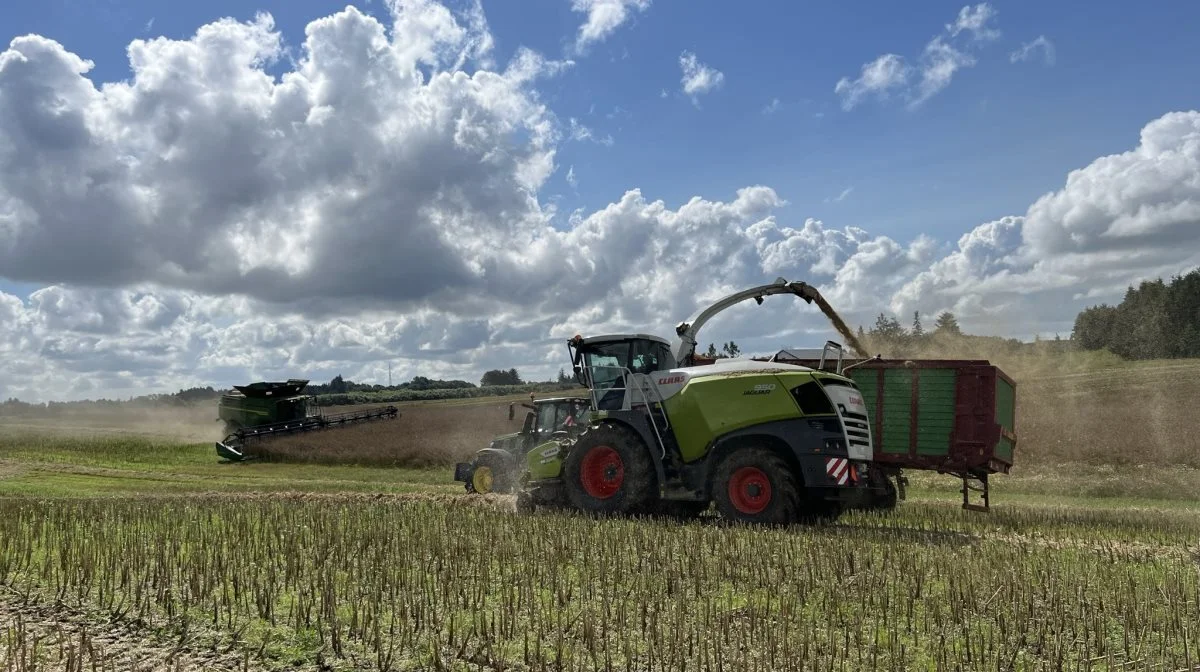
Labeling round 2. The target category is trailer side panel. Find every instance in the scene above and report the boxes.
[917,368,956,457]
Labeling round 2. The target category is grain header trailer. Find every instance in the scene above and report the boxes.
[215,379,399,462]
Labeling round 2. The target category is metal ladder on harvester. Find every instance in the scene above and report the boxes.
[585,365,672,459]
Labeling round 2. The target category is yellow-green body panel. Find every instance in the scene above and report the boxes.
[663,370,820,462]
[525,439,565,479]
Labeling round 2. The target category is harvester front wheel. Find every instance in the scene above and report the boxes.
[562,424,656,516]
[712,448,801,525]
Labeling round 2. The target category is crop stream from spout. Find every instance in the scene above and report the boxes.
[811,293,869,358]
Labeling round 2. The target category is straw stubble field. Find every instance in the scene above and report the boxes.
[1,494,1198,671]
[3,362,1200,670]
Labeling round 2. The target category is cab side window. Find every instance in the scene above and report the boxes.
[630,340,673,374]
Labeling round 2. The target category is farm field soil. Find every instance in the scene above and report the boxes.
[0,393,544,458]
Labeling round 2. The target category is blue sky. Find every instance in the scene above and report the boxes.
[2,0,1200,399]
[4,0,1197,278]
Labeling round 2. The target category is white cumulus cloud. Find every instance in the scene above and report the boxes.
[891,111,1200,334]
[570,0,650,53]
[679,50,724,103]
[1,2,1198,402]
[836,3,998,110]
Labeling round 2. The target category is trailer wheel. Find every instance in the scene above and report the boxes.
[562,424,656,515]
[864,470,902,511]
[712,449,801,525]
[866,472,899,511]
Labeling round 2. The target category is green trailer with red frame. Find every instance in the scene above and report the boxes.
[728,353,1018,511]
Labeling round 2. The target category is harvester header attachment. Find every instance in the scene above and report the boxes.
[214,378,401,462]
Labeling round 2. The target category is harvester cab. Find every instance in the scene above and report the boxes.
[568,334,677,412]
[520,278,876,524]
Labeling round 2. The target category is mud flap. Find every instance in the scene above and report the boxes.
[453,462,473,482]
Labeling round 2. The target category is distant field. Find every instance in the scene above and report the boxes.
[5,355,1200,471]
[1016,359,1200,468]
[0,390,587,471]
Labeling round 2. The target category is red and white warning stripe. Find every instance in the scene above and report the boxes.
[825,457,850,485]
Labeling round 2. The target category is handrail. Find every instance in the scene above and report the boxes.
[584,364,669,459]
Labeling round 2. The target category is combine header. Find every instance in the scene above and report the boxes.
[215,379,399,462]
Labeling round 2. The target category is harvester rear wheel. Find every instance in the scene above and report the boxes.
[712,449,801,525]
[562,424,656,516]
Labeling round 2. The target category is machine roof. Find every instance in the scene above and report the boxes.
[576,333,672,346]
[679,357,815,379]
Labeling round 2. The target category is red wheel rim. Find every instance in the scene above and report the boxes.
[728,466,772,514]
[580,445,624,499]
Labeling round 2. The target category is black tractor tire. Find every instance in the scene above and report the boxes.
[525,481,568,511]
[561,423,657,516]
[465,452,515,494]
[712,448,802,526]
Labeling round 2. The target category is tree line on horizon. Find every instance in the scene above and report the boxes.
[0,368,580,411]
[849,309,1021,354]
[1071,268,1200,360]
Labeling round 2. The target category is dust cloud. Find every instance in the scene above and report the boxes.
[849,332,1200,469]
[0,405,227,444]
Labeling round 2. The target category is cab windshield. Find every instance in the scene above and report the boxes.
[578,338,677,389]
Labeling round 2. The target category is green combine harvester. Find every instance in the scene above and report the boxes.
[215,379,399,462]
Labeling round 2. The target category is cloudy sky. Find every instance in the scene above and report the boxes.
[1,0,1199,401]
